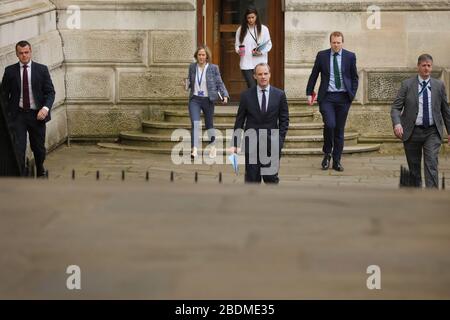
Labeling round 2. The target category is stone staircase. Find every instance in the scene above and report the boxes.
[98,105,381,155]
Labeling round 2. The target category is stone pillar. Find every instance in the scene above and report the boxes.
[52,0,196,140]
[285,0,450,138]
[0,0,67,151]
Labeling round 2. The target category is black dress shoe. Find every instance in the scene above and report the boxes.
[36,167,46,177]
[321,153,331,170]
[332,162,344,172]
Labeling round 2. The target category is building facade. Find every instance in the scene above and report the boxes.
[1,0,449,151]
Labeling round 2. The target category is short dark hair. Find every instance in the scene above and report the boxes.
[15,40,32,51]
[193,45,212,62]
[417,54,433,65]
[330,31,344,42]
[254,63,271,74]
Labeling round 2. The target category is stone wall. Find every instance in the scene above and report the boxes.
[0,0,66,151]
[1,0,449,145]
[285,0,450,138]
[52,0,196,140]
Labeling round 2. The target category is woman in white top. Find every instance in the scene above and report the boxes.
[235,6,272,88]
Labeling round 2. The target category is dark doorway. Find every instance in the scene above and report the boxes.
[201,0,284,101]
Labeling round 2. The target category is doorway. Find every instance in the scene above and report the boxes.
[199,0,284,101]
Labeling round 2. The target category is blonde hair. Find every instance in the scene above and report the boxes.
[329,31,344,42]
[193,45,212,62]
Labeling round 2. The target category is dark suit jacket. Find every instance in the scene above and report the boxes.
[306,48,359,103]
[391,77,450,141]
[1,61,55,122]
[187,63,229,103]
[233,85,289,150]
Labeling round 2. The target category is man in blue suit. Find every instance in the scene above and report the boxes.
[231,63,289,184]
[1,40,55,176]
[306,31,358,171]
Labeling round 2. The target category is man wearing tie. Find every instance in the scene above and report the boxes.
[391,54,450,188]
[230,63,289,184]
[1,41,55,176]
[306,31,359,172]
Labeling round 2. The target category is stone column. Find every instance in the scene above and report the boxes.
[52,0,197,140]
[285,0,450,138]
[0,0,67,150]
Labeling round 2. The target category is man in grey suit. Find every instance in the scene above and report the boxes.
[391,54,450,188]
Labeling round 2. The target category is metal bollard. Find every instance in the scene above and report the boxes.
[72,169,75,180]
[219,172,222,184]
[96,170,100,180]
[146,171,149,181]
[170,171,174,182]
[443,173,446,190]
[122,170,125,181]
[195,172,198,183]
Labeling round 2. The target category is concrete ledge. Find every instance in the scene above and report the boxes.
[52,0,195,11]
[0,0,55,26]
[286,0,450,12]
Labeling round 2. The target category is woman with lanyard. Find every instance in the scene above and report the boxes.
[235,6,272,88]
[187,46,229,159]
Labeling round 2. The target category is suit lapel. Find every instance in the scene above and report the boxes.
[413,77,419,112]
[253,86,263,117]
[430,78,439,115]
[31,61,37,93]
[15,63,21,88]
[267,87,276,113]
[325,48,331,76]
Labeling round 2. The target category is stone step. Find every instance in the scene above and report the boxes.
[142,121,324,136]
[119,131,359,149]
[164,108,315,124]
[98,142,381,155]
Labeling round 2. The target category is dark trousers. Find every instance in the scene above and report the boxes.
[188,95,215,148]
[13,109,46,175]
[319,92,351,162]
[244,135,280,184]
[404,125,441,188]
[241,69,256,88]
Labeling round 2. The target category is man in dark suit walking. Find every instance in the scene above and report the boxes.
[391,54,450,188]
[1,40,55,176]
[306,31,359,172]
[230,63,289,184]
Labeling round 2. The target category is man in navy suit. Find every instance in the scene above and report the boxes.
[230,63,289,184]
[1,40,55,176]
[306,31,359,172]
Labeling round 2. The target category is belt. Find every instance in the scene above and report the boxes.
[415,124,436,129]
[18,108,37,113]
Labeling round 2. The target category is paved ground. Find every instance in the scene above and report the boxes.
[1,179,449,299]
[44,144,450,189]
[1,144,449,299]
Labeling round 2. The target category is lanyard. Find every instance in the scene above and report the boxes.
[197,64,207,87]
[419,80,430,96]
[248,26,258,45]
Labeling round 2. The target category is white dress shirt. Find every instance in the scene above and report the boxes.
[193,63,209,97]
[257,85,270,112]
[416,75,434,126]
[235,24,272,70]
[19,61,37,109]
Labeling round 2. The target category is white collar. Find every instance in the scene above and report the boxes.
[418,75,430,83]
[257,85,270,92]
[331,49,342,56]
[19,61,32,68]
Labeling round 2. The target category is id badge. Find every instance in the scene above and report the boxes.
[198,90,205,97]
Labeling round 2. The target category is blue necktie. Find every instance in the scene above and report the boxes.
[422,81,429,128]
[261,89,267,113]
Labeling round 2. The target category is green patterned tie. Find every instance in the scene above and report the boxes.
[333,52,342,89]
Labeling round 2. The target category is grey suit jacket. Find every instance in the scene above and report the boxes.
[188,63,229,103]
[391,77,450,141]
